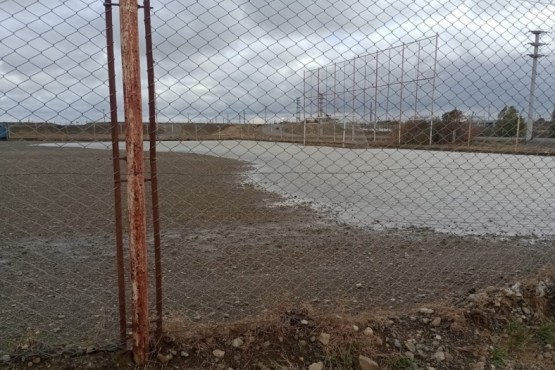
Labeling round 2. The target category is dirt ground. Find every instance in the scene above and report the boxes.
[1,141,555,362]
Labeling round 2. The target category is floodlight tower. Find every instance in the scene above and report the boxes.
[526,30,547,141]
[318,93,324,118]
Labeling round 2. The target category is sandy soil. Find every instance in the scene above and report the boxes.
[1,141,554,355]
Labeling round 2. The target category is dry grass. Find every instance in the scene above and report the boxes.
[8,271,555,369]
[160,302,383,369]
[155,271,555,369]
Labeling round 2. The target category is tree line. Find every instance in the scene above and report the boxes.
[395,106,527,145]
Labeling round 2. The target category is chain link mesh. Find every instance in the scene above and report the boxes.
[0,0,122,358]
[2,0,555,359]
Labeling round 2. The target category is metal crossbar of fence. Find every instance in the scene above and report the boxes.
[2,0,555,366]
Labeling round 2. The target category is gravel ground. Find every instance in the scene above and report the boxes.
[1,141,554,354]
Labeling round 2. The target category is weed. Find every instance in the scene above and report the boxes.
[505,320,532,352]
[15,327,39,352]
[386,354,415,370]
[490,346,507,368]
[270,360,297,370]
[323,344,357,369]
[538,322,555,346]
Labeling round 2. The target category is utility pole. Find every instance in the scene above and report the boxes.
[526,30,547,141]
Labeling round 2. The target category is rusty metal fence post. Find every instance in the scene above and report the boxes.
[142,0,163,342]
[119,0,150,363]
[104,1,127,348]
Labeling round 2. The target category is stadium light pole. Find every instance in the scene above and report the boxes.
[526,30,546,142]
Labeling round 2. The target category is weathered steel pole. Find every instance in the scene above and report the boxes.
[429,33,439,145]
[119,0,149,363]
[143,0,163,342]
[104,1,127,348]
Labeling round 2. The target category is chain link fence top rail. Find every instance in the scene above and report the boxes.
[2,0,555,357]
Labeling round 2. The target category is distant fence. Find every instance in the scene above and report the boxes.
[6,121,555,153]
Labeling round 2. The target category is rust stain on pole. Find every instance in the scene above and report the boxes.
[143,0,163,341]
[119,0,149,364]
[104,1,127,348]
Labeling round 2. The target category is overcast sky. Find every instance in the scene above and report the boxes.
[1,0,555,124]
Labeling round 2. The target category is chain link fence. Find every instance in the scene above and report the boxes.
[0,0,123,359]
[2,0,555,361]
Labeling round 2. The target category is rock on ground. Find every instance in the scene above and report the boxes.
[308,362,324,370]
[319,332,330,346]
[213,349,225,358]
[358,355,380,370]
[232,338,244,348]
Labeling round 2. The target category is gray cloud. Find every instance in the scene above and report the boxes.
[1,0,554,124]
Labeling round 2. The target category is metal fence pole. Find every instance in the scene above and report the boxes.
[516,116,521,148]
[415,40,421,121]
[363,57,367,126]
[468,113,473,147]
[429,33,439,145]
[333,62,337,143]
[399,43,405,145]
[143,0,163,342]
[342,62,347,147]
[104,1,127,348]
[303,70,307,146]
[374,52,378,143]
[351,58,356,143]
[119,0,149,363]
